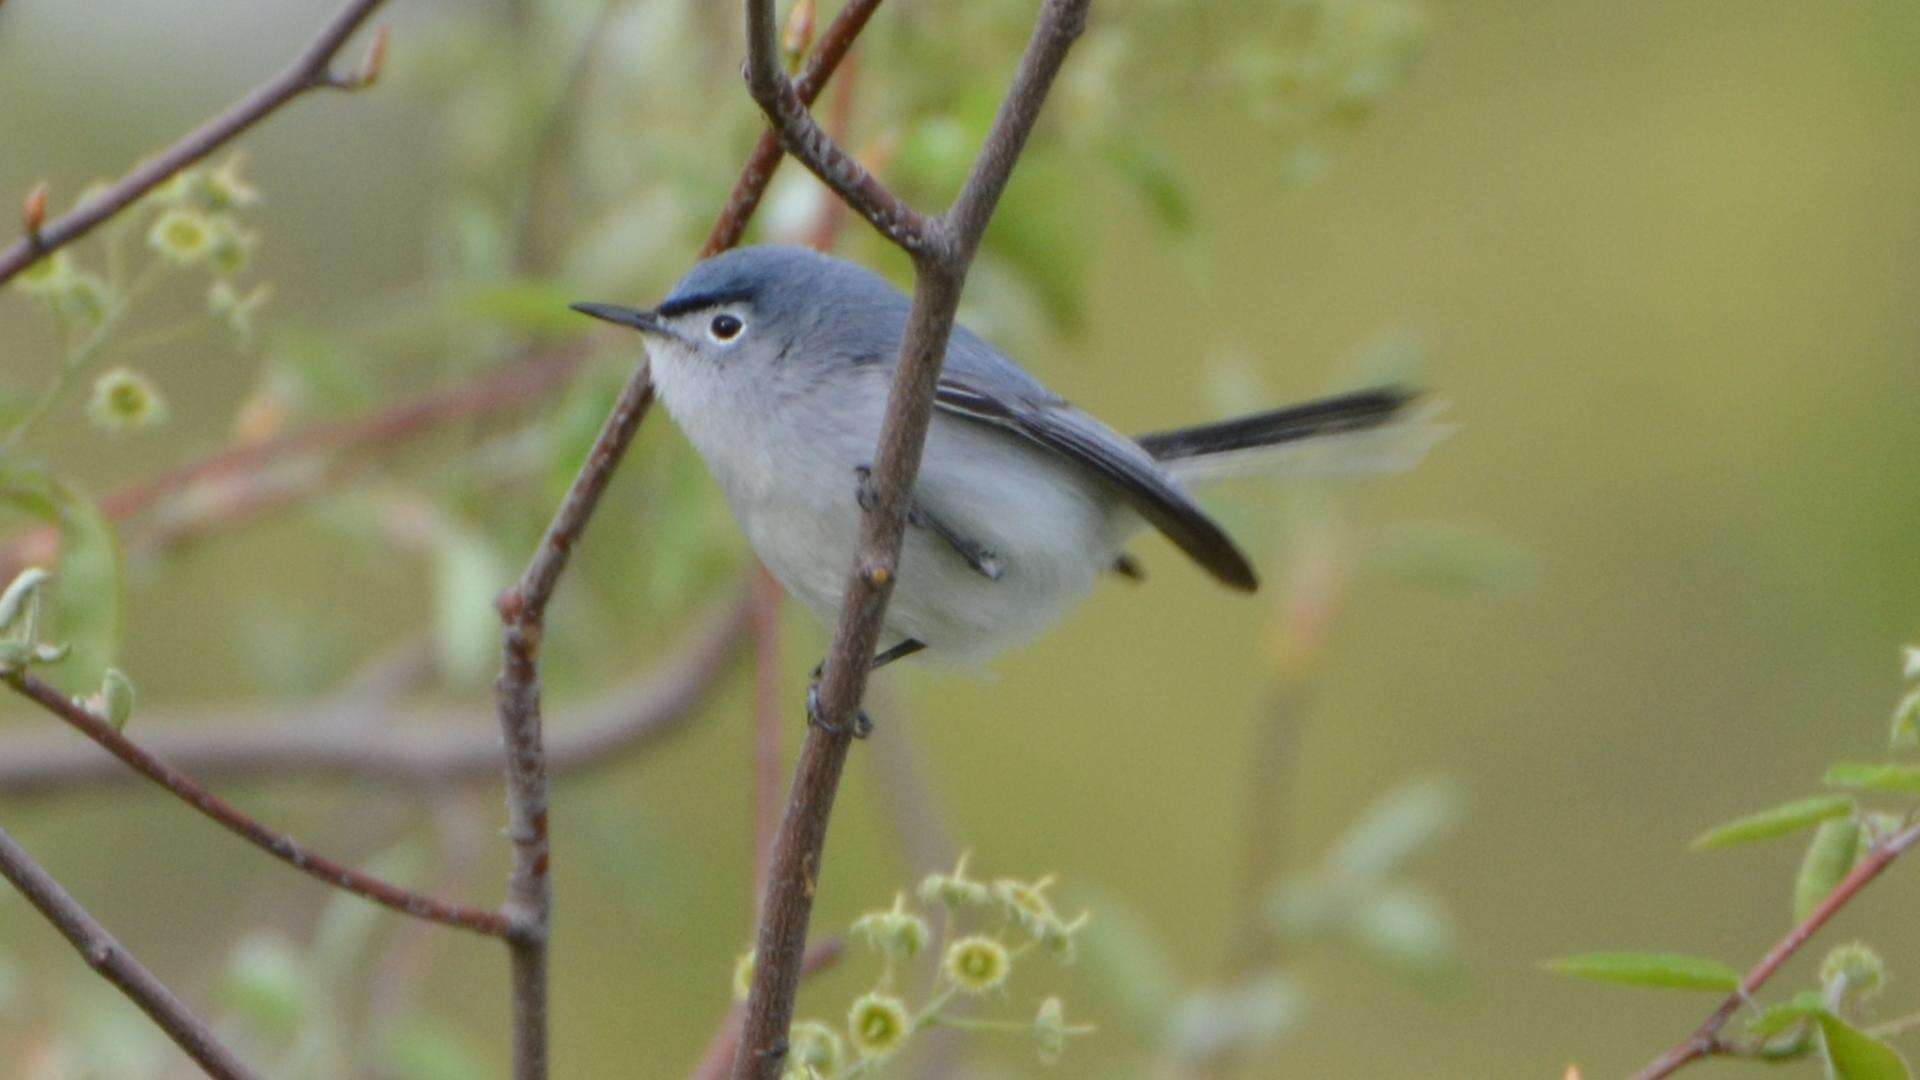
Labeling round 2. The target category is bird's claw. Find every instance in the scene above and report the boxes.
[806,675,873,739]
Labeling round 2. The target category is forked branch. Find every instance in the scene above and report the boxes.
[731,0,1091,1074]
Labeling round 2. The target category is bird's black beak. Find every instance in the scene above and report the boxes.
[569,301,663,334]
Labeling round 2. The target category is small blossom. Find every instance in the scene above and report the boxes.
[919,851,993,909]
[204,155,260,211]
[88,367,168,432]
[1038,909,1090,963]
[15,250,73,296]
[786,1020,844,1074]
[851,892,930,962]
[846,993,911,1059]
[209,280,271,340]
[1032,996,1092,1064]
[995,875,1064,938]
[148,207,215,265]
[731,949,756,1002]
[943,935,1012,995]
[57,271,112,325]
[206,215,259,277]
[1821,942,1885,1003]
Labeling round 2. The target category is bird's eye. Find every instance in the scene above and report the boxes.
[708,314,744,342]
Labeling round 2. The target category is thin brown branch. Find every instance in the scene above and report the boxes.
[1630,820,1920,1079]
[479,2,893,1070]
[0,824,259,1078]
[493,360,659,1078]
[0,0,390,286]
[702,0,888,257]
[0,671,513,939]
[732,1,1090,1075]
[0,592,749,793]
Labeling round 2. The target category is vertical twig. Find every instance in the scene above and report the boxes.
[731,0,1092,1074]
[0,824,258,1079]
[493,365,658,1079]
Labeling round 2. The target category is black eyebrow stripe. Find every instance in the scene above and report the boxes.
[655,289,754,318]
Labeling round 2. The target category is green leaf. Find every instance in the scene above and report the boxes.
[1817,1012,1912,1079]
[1544,952,1742,992]
[1325,776,1463,886]
[1795,818,1862,922]
[1691,796,1856,850]
[1891,688,1920,751]
[0,464,121,689]
[1825,763,1920,796]
[385,1019,490,1080]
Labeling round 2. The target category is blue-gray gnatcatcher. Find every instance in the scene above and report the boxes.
[574,245,1420,733]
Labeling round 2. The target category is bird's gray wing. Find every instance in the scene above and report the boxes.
[933,374,1259,592]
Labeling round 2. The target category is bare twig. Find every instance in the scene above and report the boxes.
[0,592,749,793]
[702,0,888,257]
[732,0,1090,1074]
[1629,821,1920,1079]
[482,0,892,1069]
[0,672,513,938]
[0,0,391,286]
[493,361,659,1078]
[0,824,259,1078]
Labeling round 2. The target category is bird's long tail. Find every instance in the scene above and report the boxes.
[1136,386,1450,484]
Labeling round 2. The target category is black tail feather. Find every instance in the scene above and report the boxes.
[1134,386,1416,462]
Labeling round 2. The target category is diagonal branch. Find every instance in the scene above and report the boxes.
[0,0,391,286]
[0,591,749,793]
[732,1,1090,1075]
[704,0,888,257]
[0,672,513,939]
[739,0,935,255]
[0,824,259,1079]
[1629,820,1920,1079]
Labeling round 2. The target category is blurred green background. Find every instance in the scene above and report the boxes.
[2,0,1919,1076]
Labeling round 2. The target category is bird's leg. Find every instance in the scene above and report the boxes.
[803,639,926,739]
[854,465,1005,581]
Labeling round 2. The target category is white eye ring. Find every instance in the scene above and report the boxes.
[708,313,744,342]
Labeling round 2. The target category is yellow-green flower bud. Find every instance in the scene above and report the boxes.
[148,207,215,265]
[57,271,112,325]
[1032,995,1095,1064]
[15,250,73,296]
[995,876,1063,938]
[99,668,135,732]
[89,367,169,432]
[153,168,203,206]
[851,892,930,962]
[942,935,1012,994]
[206,215,258,277]
[732,949,756,1002]
[919,851,992,909]
[1821,942,1885,1003]
[786,1020,844,1074]
[204,155,261,211]
[846,993,911,1059]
